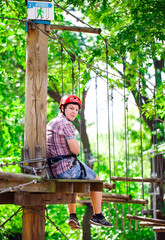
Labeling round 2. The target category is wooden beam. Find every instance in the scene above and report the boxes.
[14,192,76,205]
[78,198,148,205]
[153,227,165,232]
[50,25,101,34]
[126,214,165,226]
[0,192,14,204]
[0,171,41,182]
[79,193,132,200]
[22,206,45,240]
[103,182,115,190]
[103,198,148,205]
[140,222,162,227]
[111,176,162,183]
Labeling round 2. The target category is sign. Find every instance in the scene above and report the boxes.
[27,1,54,20]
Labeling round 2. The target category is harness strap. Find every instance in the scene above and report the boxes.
[47,154,87,178]
[78,160,87,178]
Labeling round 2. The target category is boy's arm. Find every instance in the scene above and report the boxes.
[67,138,80,155]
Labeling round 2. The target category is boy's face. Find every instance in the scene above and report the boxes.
[63,103,79,121]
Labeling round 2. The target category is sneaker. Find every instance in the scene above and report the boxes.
[89,213,113,228]
[68,216,81,230]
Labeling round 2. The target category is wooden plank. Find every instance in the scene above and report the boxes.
[126,214,165,226]
[14,192,76,205]
[0,192,14,204]
[140,222,162,227]
[73,182,90,193]
[111,176,162,183]
[90,181,103,191]
[0,175,103,193]
[50,25,101,34]
[103,198,148,205]
[153,226,165,232]
[55,182,73,193]
[79,193,132,200]
[78,198,148,205]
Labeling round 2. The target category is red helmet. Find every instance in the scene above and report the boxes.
[59,95,82,109]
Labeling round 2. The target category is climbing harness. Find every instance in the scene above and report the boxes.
[47,154,86,179]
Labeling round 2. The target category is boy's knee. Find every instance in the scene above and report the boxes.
[95,175,100,180]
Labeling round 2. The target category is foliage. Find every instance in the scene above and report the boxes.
[0,0,164,239]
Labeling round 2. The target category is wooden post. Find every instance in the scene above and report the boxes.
[22,13,48,239]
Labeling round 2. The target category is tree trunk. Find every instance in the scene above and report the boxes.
[82,204,93,240]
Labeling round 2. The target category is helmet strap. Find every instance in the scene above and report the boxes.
[61,105,66,116]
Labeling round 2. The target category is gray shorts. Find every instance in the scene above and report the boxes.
[57,161,96,180]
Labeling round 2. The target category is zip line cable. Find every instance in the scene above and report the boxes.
[0,16,158,95]
[52,30,123,80]
[1,13,164,96]
[52,29,155,95]
[52,30,159,118]
[53,0,95,30]
[0,17,164,125]
[52,1,165,96]
[1,20,164,127]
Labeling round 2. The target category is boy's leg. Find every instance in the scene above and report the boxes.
[68,203,76,214]
[89,175,113,228]
[90,175,102,213]
[68,201,81,229]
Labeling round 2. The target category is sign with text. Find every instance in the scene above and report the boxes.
[27,1,54,20]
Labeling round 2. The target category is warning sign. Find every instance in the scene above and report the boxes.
[27,1,54,20]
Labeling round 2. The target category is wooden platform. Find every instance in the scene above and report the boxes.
[0,171,103,205]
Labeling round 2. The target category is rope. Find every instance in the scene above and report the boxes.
[126,98,130,195]
[0,207,22,228]
[123,58,129,195]
[105,39,111,182]
[151,87,157,220]
[70,54,76,94]
[138,77,144,199]
[111,87,116,177]
[0,180,37,195]
[78,61,83,162]
[60,41,64,96]
[95,74,99,175]
[51,29,156,97]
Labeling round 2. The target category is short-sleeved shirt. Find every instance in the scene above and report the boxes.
[46,113,76,176]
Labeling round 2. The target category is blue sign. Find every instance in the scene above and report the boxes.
[28,1,52,9]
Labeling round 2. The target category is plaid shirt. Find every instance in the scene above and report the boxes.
[46,113,76,176]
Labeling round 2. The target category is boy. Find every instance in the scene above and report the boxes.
[46,95,112,229]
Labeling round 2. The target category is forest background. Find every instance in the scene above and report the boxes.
[0,0,165,239]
